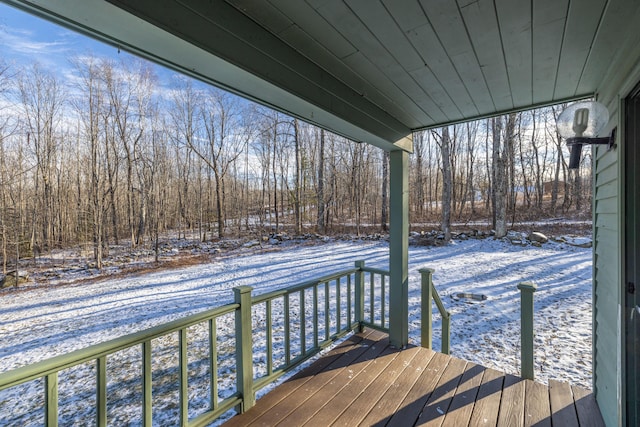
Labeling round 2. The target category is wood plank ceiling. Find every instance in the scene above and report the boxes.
[226,0,637,129]
[5,0,640,152]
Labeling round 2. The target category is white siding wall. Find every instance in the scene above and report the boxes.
[593,24,640,423]
[592,136,621,426]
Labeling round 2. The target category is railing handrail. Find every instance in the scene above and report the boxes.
[360,266,390,276]
[0,303,238,390]
[0,261,392,426]
[251,268,360,304]
[419,267,451,354]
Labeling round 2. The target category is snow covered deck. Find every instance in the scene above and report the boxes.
[224,328,603,427]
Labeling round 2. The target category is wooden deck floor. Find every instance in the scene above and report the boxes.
[224,328,604,427]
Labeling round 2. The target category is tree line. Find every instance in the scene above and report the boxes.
[0,55,591,269]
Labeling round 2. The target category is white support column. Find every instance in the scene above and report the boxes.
[389,149,409,348]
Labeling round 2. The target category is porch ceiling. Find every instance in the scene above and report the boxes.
[5,0,640,152]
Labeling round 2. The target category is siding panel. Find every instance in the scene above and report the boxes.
[593,98,621,426]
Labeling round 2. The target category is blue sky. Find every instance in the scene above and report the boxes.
[0,3,119,68]
[0,2,181,85]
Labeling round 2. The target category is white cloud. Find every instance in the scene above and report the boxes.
[0,26,71,57]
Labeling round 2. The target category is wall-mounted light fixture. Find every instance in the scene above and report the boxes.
[556,101,616,169]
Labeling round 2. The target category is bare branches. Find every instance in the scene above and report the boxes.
[0,53,592,265]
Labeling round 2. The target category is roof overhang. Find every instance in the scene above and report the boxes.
[4,0,640,153]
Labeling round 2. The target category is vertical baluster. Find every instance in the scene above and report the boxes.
[209,318,218,410]
[142,340,153,427]
[284,294,290,365]
[370,273,375,324]
[96,356,107,426]
[336,278,341,332]
[355,261,365,331]
[179,328,188,426]
[142,342,152,427]
[381,274,386,329]
[346,274,352,329]
[313,284,319,348]
[266,301,273,376]
[300,290,306,356]
[324,281,330,341]
[45,372,58,427]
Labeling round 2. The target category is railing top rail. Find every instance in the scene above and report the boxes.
[0,302,238,390]
[251,267,360,304]
[431,286,450,319]
[360,266,390,276]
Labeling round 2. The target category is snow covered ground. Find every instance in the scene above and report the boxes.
[0,237,592,425]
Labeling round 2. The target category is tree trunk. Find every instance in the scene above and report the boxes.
[293,119,302,234]
[381,150,389,232]
[439,127,452,241]
[317,129,325,233]
[492,117,507,238]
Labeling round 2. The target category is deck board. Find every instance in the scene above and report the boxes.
[415,357,467,426]
[550,379,580,427]
[291,343,398,426]
[572,385,606,427]
[257,332,389,426]
[524,379,551,427]
[329,346,414,426]
[357,347,434,426]
[224,329,603,427]
[497,374,526,426]
[441,362,485,427]
[386,351,451,426]
[467,367,504,426]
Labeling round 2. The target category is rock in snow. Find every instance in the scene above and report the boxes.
[528,231,549,244]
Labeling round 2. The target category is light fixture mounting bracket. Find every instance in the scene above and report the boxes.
[565,127,617,151]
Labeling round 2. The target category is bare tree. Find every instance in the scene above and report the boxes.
[380,150,389,232]
[432,127,452,241]
[412,131,426,219]
[168,78,200,237]
[192,89,248,238]
[492,117,507,237]
[102,58,155,246]
[465,121,479,215]
[18,64,64,253]
[316,128,326,233]
[71,56,108,268]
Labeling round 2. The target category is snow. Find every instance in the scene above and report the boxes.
[0,238,592,425]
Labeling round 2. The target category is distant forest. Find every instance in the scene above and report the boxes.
[0,56,591,268]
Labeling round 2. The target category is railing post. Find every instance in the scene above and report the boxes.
[234,286,254,413]
[419,268,435,350]
[354,260,365,332]
[517,282,537,380]
[442,311,450,355]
